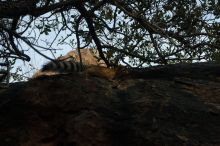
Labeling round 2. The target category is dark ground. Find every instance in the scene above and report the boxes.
[0,62,220,146]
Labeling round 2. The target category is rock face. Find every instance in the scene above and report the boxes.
[0,62,220,146]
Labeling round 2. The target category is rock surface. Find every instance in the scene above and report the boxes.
[0,62,220,146]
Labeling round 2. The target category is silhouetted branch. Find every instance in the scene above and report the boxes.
[75,1,110,67]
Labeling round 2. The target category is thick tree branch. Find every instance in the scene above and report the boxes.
[75,1,111,67]
[111,0,168,37]
[7,18,31,61]
[0,0,71,18]
[149,32,167,64]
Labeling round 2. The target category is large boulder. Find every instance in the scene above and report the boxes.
[0,62,220,146]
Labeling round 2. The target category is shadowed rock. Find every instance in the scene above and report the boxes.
[0,62,220,146]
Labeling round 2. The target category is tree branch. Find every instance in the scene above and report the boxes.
[149,32,167,64]
[75,1,110,67]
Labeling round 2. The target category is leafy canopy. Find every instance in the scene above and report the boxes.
[0,0,220,69]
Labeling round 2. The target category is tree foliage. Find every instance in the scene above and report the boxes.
[0,0,220,69]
